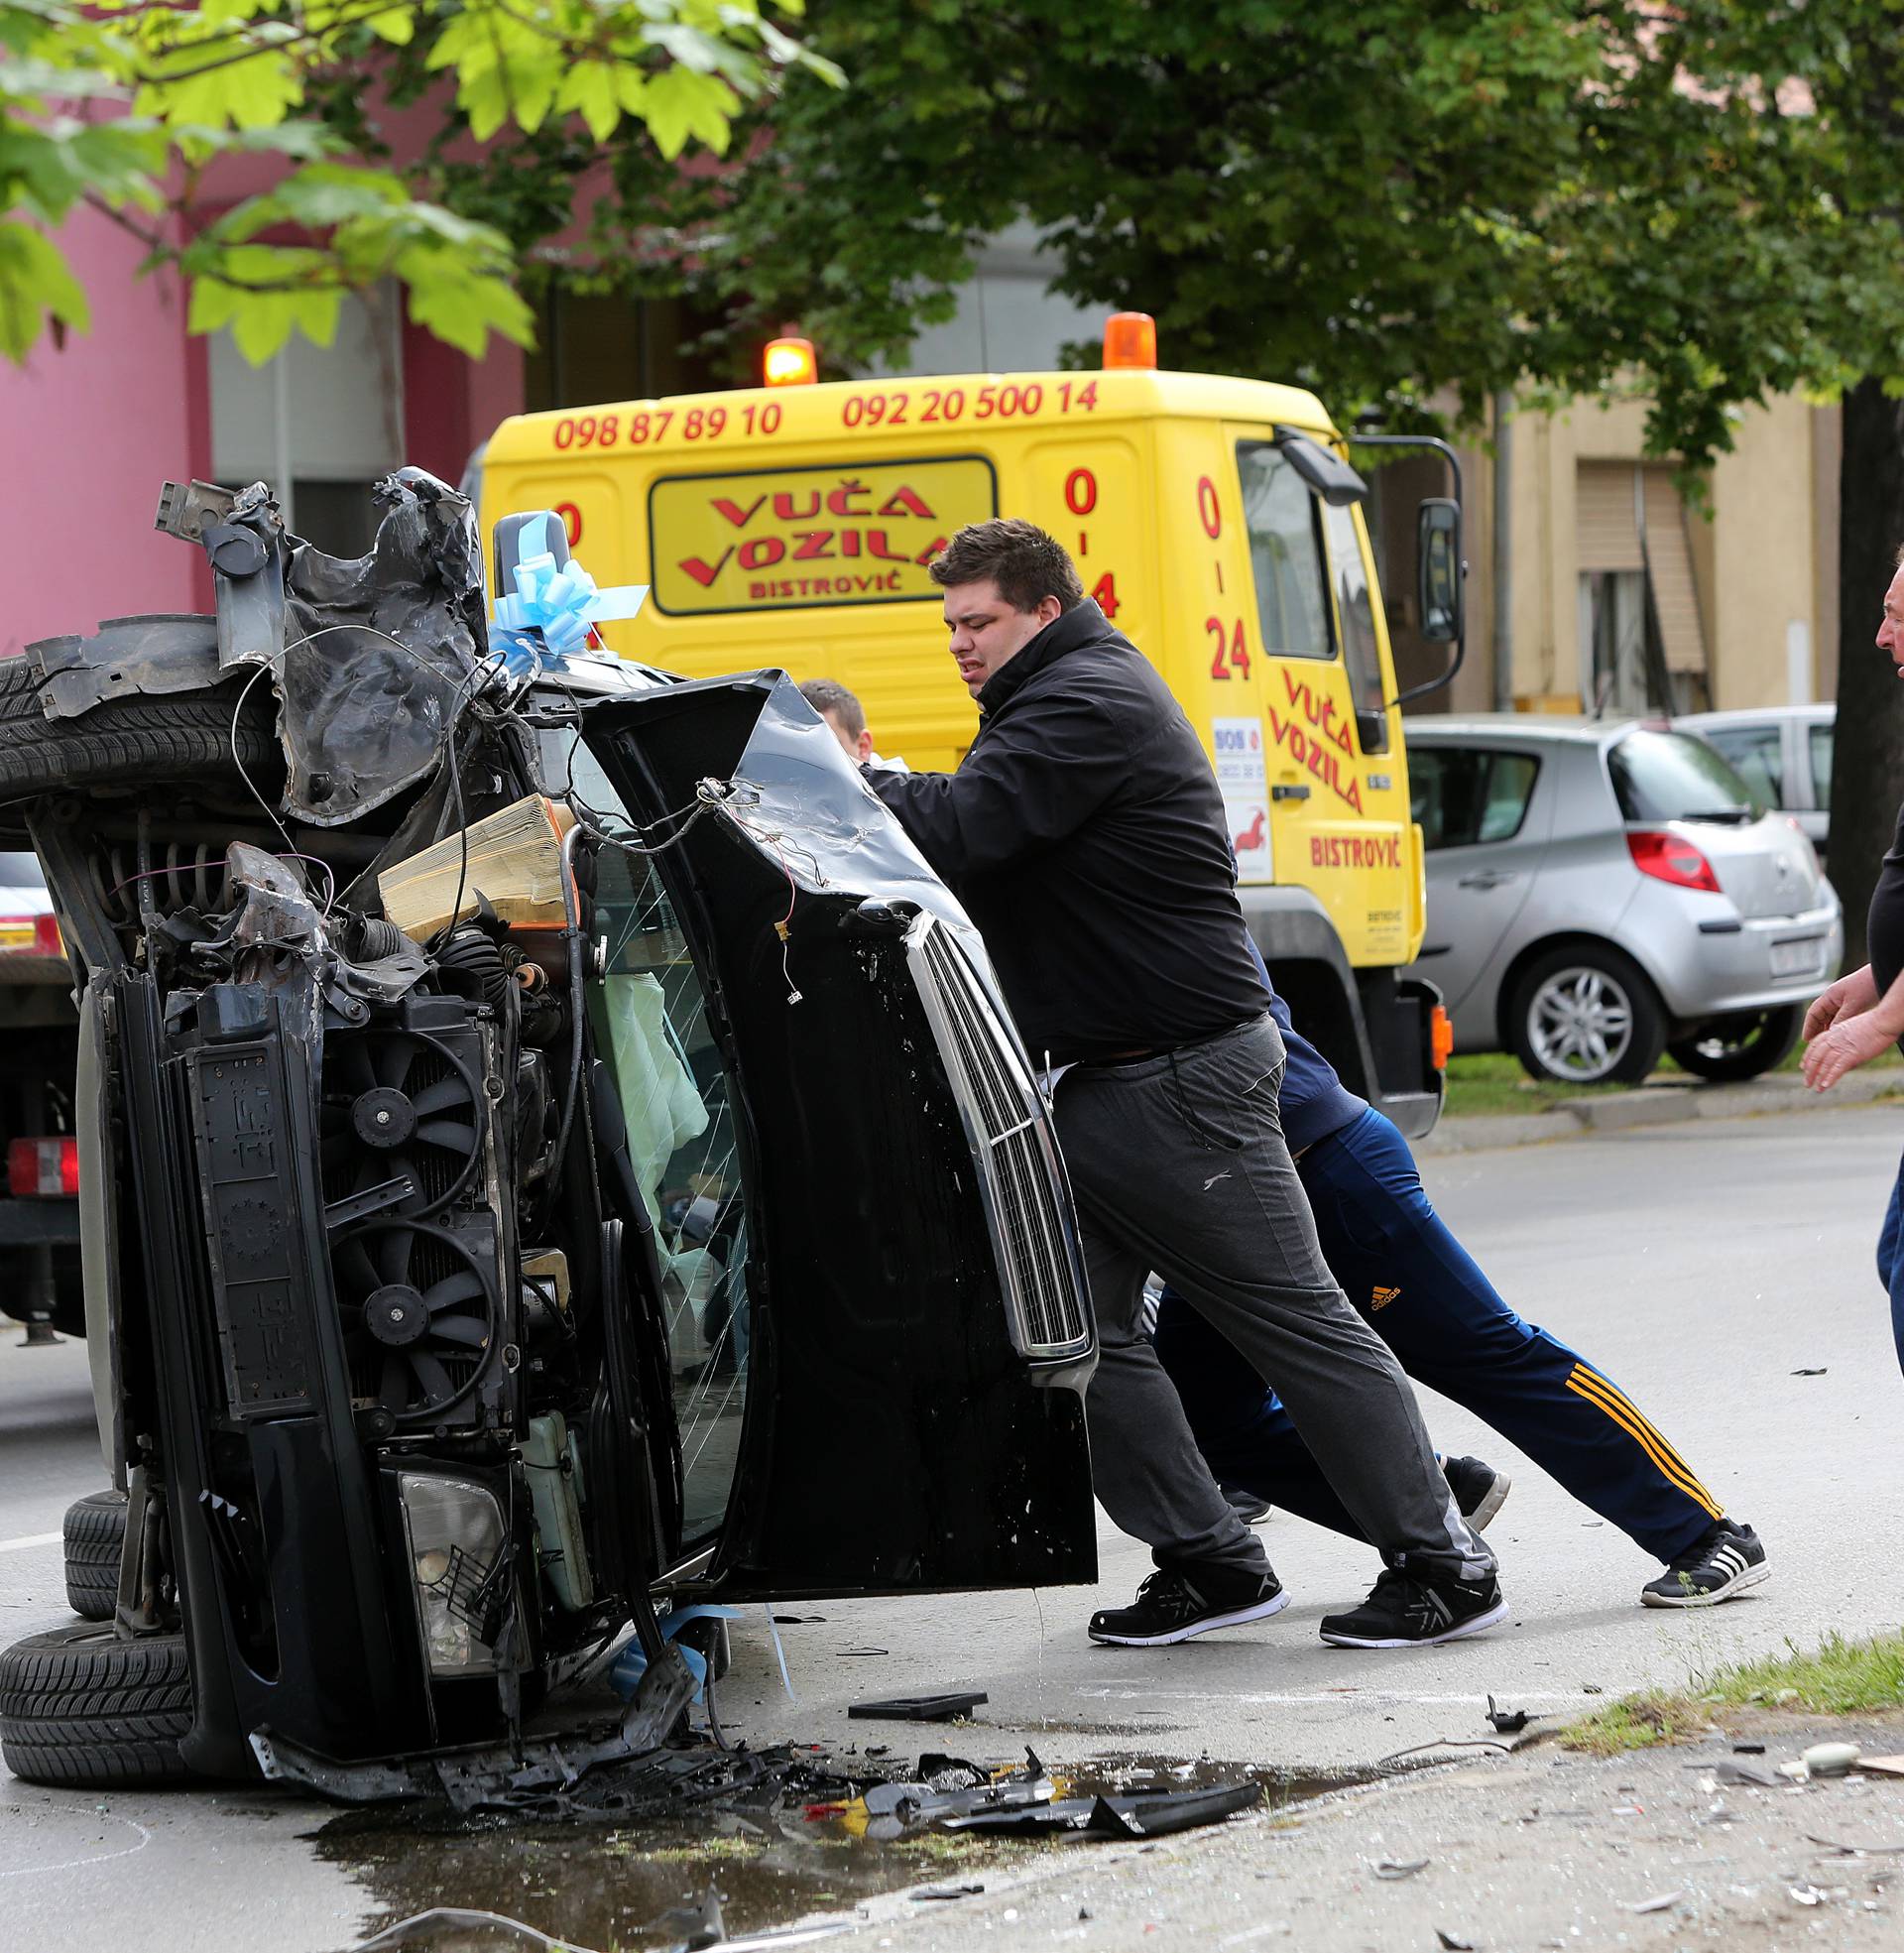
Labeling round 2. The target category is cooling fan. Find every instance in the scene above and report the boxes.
[320,1024,486,1218]
[332,1217,501,1420]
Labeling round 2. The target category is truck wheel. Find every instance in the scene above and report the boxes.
[1667,1006,1803,1083]
[1508,944,1666,1087]
[0,654,281,798]
[63,1490,127,1623]
[0,1623,192,1787]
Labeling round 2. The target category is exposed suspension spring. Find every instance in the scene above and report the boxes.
[94,841,230,926]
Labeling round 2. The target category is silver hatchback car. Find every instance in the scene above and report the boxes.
[1405,719,1843,1085]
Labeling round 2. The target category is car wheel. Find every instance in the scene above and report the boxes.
[1508,945,1666,1087]
[0,654,281,798]
[63,1490,127,1624]
[0,1622,192,1787]
[1667,1005,1804,1083]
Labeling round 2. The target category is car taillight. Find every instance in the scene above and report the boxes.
[1626,829,1723,895]
[0,913,59,955]
[7,1137,78,1197]
[1431,1005,1455,1071]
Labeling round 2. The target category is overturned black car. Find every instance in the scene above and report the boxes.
[0,473,1095,1800]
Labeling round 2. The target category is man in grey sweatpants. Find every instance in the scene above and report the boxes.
[869,518,1501,1648]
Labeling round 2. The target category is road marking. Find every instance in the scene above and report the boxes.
[0,1531,60,1554]
[1077,1685,1592,1707]
[0,1816,152,1879]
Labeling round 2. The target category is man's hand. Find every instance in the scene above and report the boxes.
[1803,964,1878,1040]
[1802,1005,1898,1091]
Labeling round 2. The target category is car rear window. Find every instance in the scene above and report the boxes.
[0,852,43,884]
[1607,729,1764,822]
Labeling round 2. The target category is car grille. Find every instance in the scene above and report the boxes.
[906,916,1092,1362]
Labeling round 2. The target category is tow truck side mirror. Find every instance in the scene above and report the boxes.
[1417,498,1463,645]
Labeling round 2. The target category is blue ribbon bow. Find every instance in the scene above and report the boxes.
[493,542,648,660]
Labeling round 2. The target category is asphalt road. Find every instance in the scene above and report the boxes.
[4,1100,1902,1950]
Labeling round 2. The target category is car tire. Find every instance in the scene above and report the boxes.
[1508,944,1666,1087]
[1667,1005,1804,1083]
[63,1490,127,1624]
[0,1622,192,1787]
[0,654,281,798]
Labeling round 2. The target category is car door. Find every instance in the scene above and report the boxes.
[560,671,1098,1601]
[1409,740,1553,1027]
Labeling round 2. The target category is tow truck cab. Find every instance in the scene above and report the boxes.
[476,316,1466,1135]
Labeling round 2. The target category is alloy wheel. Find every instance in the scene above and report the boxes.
[1526,964,1634,1082]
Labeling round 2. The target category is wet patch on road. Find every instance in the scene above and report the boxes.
[315,1747,1359,1950]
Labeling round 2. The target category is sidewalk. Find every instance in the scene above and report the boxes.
[839,1716,1904,1951]
[1420,1065,1904,1154]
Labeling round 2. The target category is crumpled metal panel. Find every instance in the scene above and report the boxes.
[272,469,489,827]
[28,614,221,718]
[712,672,976,934]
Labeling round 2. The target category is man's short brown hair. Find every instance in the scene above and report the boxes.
[798,676,866,739]
[929,518,1085,614]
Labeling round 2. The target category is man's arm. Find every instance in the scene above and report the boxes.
[1802,962,1904,1090]
[868,688,1130,881]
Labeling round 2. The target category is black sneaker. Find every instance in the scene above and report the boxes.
[1088,1564,1288,1647]
[1319,1564,1508,1648]
[1640,1520,1768,1609]
[1222,1484,1273,1525]
[1441,1454,1511,1530]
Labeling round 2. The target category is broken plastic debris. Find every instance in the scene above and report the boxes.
[1791,1367,1829,1376]
[1485,1695,1540,1734]
[647,1884,726,1951]
[1373,1858,1429,1880]
[912,1886,985,1901]
[610,1604,741,1705]
[1708,1759,1779,1787]
[1802,1741,1861,1778]
[849,1691,988,1722]
[1806,1833,1904,1856]
[1434,1932,1475,1951]
[946,1779,1261,1841]
[1789,1883,1827,1905]
[1622,1892,1683,1913]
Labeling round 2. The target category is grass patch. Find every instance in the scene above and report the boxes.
[1705,1630,1904,1716]
[1443,1051,1618,1118]
[1561,1691,1711,1757]
[1443,1042,1902,1119]
[1561,1630,1904,1755]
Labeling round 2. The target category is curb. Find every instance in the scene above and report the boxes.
[1419,1068,1904,1155]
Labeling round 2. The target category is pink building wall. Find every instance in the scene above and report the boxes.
[0,208,212,658]
[1,103,530,660]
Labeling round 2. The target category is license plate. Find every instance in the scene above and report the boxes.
[1771,937,1826,979]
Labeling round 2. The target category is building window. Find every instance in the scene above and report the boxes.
[208,287,404,550]
[1575,461,1711,715]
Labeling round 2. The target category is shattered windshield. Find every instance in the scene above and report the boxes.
[545,730,750,1546]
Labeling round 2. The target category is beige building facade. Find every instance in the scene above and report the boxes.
[1413,392,1842,721]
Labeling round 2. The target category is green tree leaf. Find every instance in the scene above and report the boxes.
[0,218,86,358]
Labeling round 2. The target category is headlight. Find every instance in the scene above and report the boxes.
[398,1473,508,1676]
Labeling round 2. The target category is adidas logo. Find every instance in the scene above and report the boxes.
[1370,1284,1401,1310]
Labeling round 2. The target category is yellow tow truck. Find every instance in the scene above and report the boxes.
[477,313,1466,1133]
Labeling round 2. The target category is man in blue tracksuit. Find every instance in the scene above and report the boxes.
[1154,937,1768,1608]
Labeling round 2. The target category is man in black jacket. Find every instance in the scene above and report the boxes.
[870,518,1502,1648]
